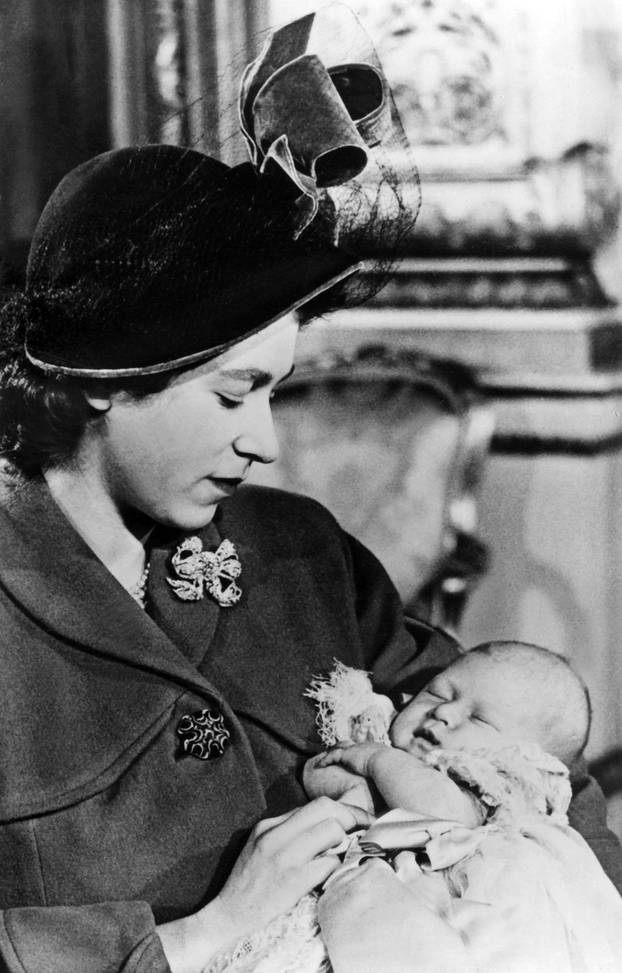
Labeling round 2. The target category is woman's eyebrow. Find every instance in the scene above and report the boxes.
[218,364,295,388]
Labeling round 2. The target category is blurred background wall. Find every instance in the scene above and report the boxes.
[2,0,622,831]
[276,0,622,837]
[0,0,110,281]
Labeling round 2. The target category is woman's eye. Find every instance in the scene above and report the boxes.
[217,394,243,410]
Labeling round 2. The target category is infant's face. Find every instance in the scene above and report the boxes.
[390,653,540,757]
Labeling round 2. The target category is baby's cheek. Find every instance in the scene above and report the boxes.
[388,725,402,748]
[389,713,416,748]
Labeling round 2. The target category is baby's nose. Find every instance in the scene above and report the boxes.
[430,700,460,728]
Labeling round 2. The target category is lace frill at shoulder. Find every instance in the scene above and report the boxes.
[424,742,572,827]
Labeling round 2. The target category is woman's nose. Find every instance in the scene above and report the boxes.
[233,401,279,465]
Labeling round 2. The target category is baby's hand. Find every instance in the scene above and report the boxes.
[317,742,389,779]
[303,752,376,813]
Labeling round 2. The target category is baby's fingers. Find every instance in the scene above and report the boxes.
[314,748,347,768]
[255,797,371,848]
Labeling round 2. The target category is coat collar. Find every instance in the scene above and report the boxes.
[146,520,223,669]
[0,474,224,702]
[0,474,254,817]
[0,477,334,816]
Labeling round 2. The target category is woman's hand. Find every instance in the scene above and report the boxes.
[158,797,371,973]
[210,796,371,932]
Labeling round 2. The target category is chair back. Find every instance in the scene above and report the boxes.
[249,344,494,631]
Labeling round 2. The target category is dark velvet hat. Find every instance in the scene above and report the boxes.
[24,146,357,376]
[21,6,419,377]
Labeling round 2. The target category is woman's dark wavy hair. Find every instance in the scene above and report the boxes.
[0,296,171,477]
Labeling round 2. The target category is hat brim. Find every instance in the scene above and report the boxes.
[24,259,360,377]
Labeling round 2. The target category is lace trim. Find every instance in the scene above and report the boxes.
[304,659,395,746]
[425,743,572,826]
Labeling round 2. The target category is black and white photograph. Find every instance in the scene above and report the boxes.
[1,1,622,970]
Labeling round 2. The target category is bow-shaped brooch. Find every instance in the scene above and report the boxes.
[167,536,242,607]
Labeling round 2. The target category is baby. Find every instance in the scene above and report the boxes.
[305,641,622,973]
[206,642,622,973]
[303,638,589,819]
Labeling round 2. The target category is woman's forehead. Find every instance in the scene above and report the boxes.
[170,314,299,386]
[217,314,299,369]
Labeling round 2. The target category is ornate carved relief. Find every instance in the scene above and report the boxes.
[409,145,622,258]
[350,0,620,272]
[357,0,511,147]
[367,258,611,311]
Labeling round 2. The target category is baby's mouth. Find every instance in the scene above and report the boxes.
[414,726,441,748]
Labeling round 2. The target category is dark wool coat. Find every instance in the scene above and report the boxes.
[0,478,618,972]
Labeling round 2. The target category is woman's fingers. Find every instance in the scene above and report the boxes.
[209,798,373,950]
[251,806,301,835]
[303,852,343,889]
[292,817,352,862]
[255,796,371,843]
[247,798,370,885]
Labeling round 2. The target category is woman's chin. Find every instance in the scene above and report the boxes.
[151,499,221,532]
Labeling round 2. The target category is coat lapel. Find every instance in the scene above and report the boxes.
[146,522,223,669]
[0,476,224,703]
[198,490,345,752]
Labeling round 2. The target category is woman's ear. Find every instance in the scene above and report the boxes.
[83,390,113,413]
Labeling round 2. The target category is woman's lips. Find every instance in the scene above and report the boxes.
[208,477,244,496]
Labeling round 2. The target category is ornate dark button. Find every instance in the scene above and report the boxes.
[177,708,230,760]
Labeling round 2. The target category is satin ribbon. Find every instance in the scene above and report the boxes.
[343,809,488,872]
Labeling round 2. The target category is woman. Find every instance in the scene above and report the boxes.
[0,12,619,973]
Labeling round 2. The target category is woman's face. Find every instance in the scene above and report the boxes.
[89,316,299,529]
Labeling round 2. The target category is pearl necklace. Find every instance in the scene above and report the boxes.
[130,562,150,609]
